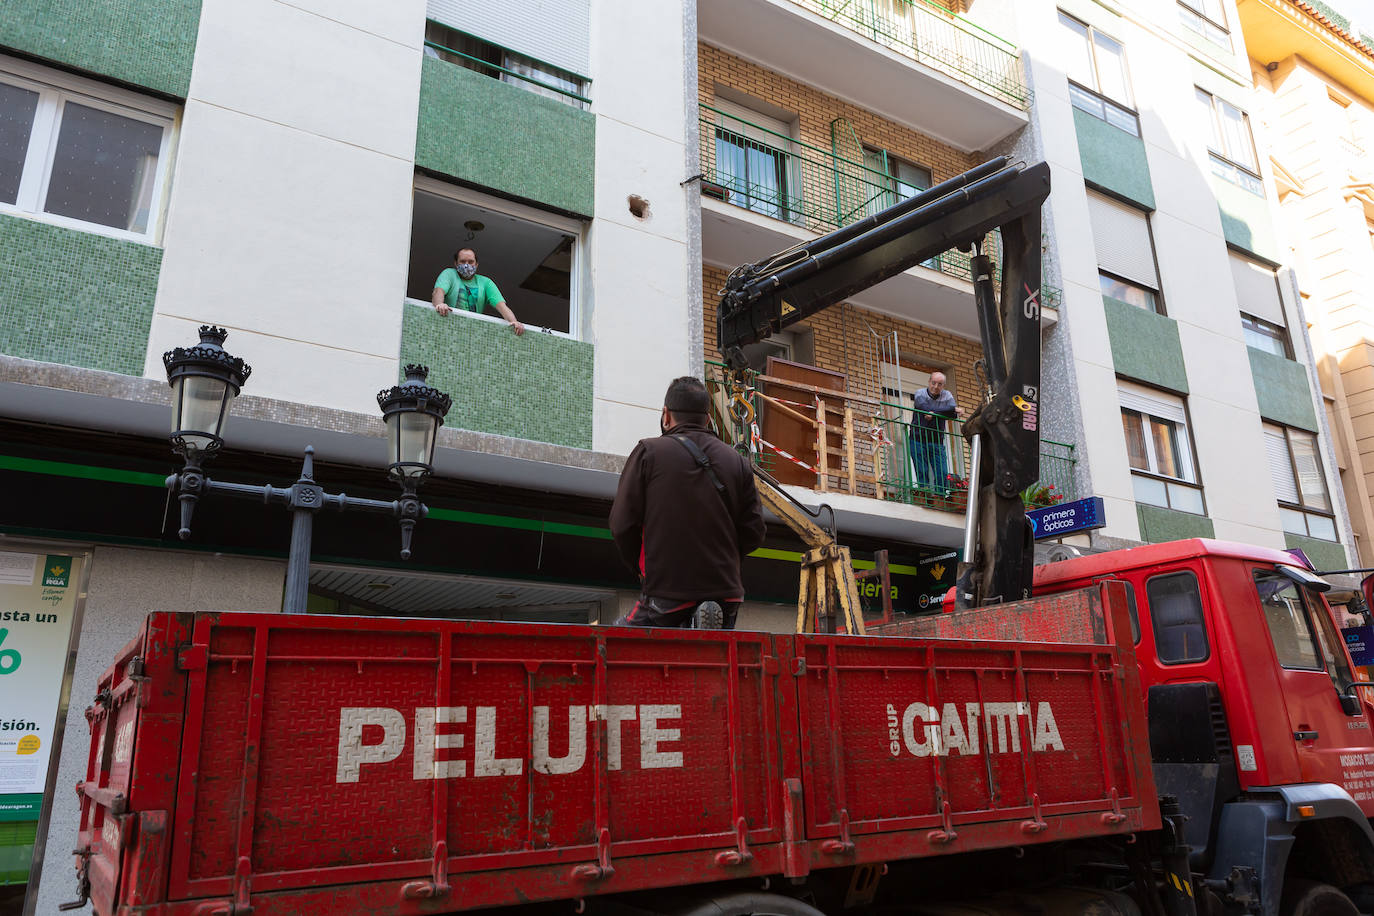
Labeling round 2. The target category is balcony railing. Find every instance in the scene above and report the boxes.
[705,362,1077,514]
[792,0,1026,109]
[701,104,987,282]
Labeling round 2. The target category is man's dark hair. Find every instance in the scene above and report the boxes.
[453,247,477,262]
[664,376,710,416]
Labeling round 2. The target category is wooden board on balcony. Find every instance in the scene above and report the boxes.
[761,357,846,488]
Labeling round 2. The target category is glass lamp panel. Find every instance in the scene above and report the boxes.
[0,81,39,205]
[174,375,230,450]
[389,411,437,478]
[43,101,163,233]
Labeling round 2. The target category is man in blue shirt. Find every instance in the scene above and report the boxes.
[909,371,957,497]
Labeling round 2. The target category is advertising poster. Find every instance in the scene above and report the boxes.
[0,551,81,823]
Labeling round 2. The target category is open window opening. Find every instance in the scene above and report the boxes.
[406,180,581,337]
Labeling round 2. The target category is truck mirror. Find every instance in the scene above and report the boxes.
[1341,692,1364,716]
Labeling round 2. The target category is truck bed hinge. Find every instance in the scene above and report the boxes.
[821,808,856,855]
[1021,792,1047,834]
[571,828,615,881]
[400,840,451,899]
[1101,787,1127,826]
[927,801,958,845]
[717,815,755,866]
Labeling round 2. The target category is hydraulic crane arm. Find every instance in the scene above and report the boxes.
[717,157,1052,610]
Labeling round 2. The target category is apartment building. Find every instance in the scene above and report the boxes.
[0,0,1354,911]
[1237,0,1374,566]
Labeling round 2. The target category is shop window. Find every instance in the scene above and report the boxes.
[406,180,581,336]
[0,56,175,242]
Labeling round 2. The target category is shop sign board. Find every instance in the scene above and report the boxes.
[0,551,81,822]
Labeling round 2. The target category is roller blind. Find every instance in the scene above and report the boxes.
[1087,191,1158,288]
[1264,424,1300,504]
[1230,252,1284,326]
[428,0,590,76]
[1118,379,1185,424]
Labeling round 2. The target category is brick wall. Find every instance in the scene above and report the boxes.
[704,265,981,412]
[698,42,977,189]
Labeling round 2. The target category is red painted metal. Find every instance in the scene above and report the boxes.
[75,584,1154,916]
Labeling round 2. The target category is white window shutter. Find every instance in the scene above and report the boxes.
[428,0,590,76]
[1117,380,1186,424]
[1087,192,1158,289]
[1264,424,1300,504]
[1230,253,1284,326]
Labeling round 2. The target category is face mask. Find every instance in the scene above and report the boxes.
[456,263,477,280]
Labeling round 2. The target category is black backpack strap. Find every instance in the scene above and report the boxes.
[671,435,728,502]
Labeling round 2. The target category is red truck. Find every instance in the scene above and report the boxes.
[67,539,1374,916]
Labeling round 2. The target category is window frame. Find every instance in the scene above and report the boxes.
[1059,11,1140,135]
[1240,312,1291,358]
[1146,569,1211,665]
[1253,567,1325,671]
[861,146,931,211]
[709,97,799,224]
[423,20,591,109]
[1178,0,1230,48]
[1196,87,1261,192]
[1264,422,1338,541]
[1099,269,1160,314]
[0,55,177,244]
[1118,383,1206,514]
[404,176,585,340]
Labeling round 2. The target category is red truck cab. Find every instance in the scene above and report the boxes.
[1035,539,1374,913]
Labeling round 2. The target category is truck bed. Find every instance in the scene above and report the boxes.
[73,584,1156,915]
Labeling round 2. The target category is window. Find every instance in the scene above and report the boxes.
[709,98,796,222]
[0,58,174,241]
[405,179,581,336]
[1100,272,1158,312]
[1254,569,1322,669]
[1264,424,1337,541]
[1059,11,1139,136]
[1147,571,1209,664]
[423,21,589,109]
[1087,192,1161,314]
[1118,381,1204,514]
[1197,88,1261,194]
[862,147,930,217]
[1229,252,1289,355]
[1178,0,1229,48]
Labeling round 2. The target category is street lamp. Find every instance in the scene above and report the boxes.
[163,326,453,613]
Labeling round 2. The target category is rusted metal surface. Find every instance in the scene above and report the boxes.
[75,585,1155,916]
[872,587,1108,644]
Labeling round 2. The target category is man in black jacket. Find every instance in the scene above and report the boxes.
[610,377,767,629]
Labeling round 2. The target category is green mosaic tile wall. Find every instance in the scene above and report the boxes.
[1247,346,1317,432]
[1212,177,1280,263]
[1285,532,1347,571]
[1137,503,1214,543]
[0,0,202,98]
[416,57,594,217]
[401,304,593,448]
[1104,297,1189,393]
[1074,108,1155,209]
[0,214,160,374]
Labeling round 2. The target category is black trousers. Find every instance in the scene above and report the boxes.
[615,595,741,629]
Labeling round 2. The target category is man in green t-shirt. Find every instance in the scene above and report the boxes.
[431,247,525,335]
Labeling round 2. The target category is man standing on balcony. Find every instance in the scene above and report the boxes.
[910,371,958,498]
[431,247,525,335]
[609,377,767,630]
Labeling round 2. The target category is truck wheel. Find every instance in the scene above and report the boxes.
[661,890,827,916]
[1281,881,1359,916]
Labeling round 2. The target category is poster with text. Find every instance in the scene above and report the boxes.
[0,551,80,822]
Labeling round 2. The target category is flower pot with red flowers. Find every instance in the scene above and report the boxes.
[944,474,970,513]
[1021,483,1065,510]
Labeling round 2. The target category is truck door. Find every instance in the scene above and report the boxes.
[1251,565,1374,808]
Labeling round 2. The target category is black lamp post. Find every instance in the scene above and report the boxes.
[163,326,452,614]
